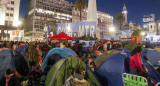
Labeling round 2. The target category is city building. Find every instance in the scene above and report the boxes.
[129,21,141,31]
[0,0,20,40]
[148,22,157,35]
[72,7,113,38]
[25,0,73,41]
[143,14,155,29]
[157,20,160,35]
[122,4,128,25]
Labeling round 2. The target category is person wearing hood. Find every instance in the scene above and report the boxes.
[0,69,21,86]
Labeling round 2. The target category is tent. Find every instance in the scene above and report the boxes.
[41,48,74,72]
[45,57,101,86]
[0,50,29,79]
[48,32,74,40]
[141,49,160,66]
[143,60,160,84]
[94,50,122,68]
[62,48,77,57]
[15,46,27,56]
[96,53,129,86]
[75,36,97,41]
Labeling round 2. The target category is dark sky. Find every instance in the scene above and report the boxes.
[19,0,160,25]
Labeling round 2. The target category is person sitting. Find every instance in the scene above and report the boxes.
[129,46,155,86]
[0,69,21,86]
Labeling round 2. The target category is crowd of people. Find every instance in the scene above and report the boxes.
[0,40,159,86]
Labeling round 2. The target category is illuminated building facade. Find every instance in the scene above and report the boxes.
[0,0,20,40]
[25,0,73,41]
[143,14,155,29]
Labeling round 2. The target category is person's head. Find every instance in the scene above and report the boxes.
[5,69,15,75]
[131,46,142,56]
[60,41,67,48]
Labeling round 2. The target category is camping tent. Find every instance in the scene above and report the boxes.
[48,32,74,40]
[96,53,128,86]
[94,50,122,68]
[45,57,101,86]
[0,50,29,79]
[141,49,160,65]
[75,36,97,41]
[62,48,77,57]
[41,48,75,72]
[15,46,27,56]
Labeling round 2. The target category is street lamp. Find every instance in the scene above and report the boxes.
[141,32,145,36]
[109,26,115,33]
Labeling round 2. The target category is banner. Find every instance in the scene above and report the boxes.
[118,29,132,38]
[10,30,24,41]
[103,35,119,41]
[57,21,96,38]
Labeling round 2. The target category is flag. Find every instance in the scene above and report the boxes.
[6,0,11,4]
[48,24,51,36]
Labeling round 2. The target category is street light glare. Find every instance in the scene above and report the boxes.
[141,32,145,36]
[109,26,115,32]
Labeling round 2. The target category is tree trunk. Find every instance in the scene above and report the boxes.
[80,9,82,21]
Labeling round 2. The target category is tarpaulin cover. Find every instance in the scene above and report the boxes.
[0,50,29,79]
[45,57,101,86]
[15,46,27,56]
[96,53,127,86]
[143,60,160,84]
[141,49,160,65]
[41,48,70,72]
[62,48,77,57]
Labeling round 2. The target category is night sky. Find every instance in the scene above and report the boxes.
[19,0,160,25]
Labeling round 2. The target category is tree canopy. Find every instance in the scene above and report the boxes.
[75,0,86,21]
[116,13,125,30]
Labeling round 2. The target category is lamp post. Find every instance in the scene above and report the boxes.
[109,26,115,36]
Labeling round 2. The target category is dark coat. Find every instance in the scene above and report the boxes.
[0,75,21,86]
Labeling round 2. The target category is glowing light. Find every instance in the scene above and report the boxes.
[141,32,145,36]
[109,26,115,32]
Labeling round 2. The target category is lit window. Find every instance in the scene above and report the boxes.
[6,13,9,16]
[8,30,11,34]
[11,1,14,4]
[4,30,7,34]
[0,30,1,33]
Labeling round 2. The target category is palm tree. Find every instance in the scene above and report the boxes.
[75,0,86,21]
[116,13,125,30]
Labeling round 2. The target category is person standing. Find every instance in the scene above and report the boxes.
[93,42,98,51]
[28,42,40,71]
[103,42,107,52]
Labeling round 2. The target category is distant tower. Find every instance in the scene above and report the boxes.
[87,0,97,23]
[122,4,128,25]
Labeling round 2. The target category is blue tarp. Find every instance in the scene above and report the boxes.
[41,48,71,72]
[15,46,27,56]
[62,48,77,57]
[141,49,160,65]
[96,53,128,86]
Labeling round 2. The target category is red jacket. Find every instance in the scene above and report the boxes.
[129,53,143,71]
